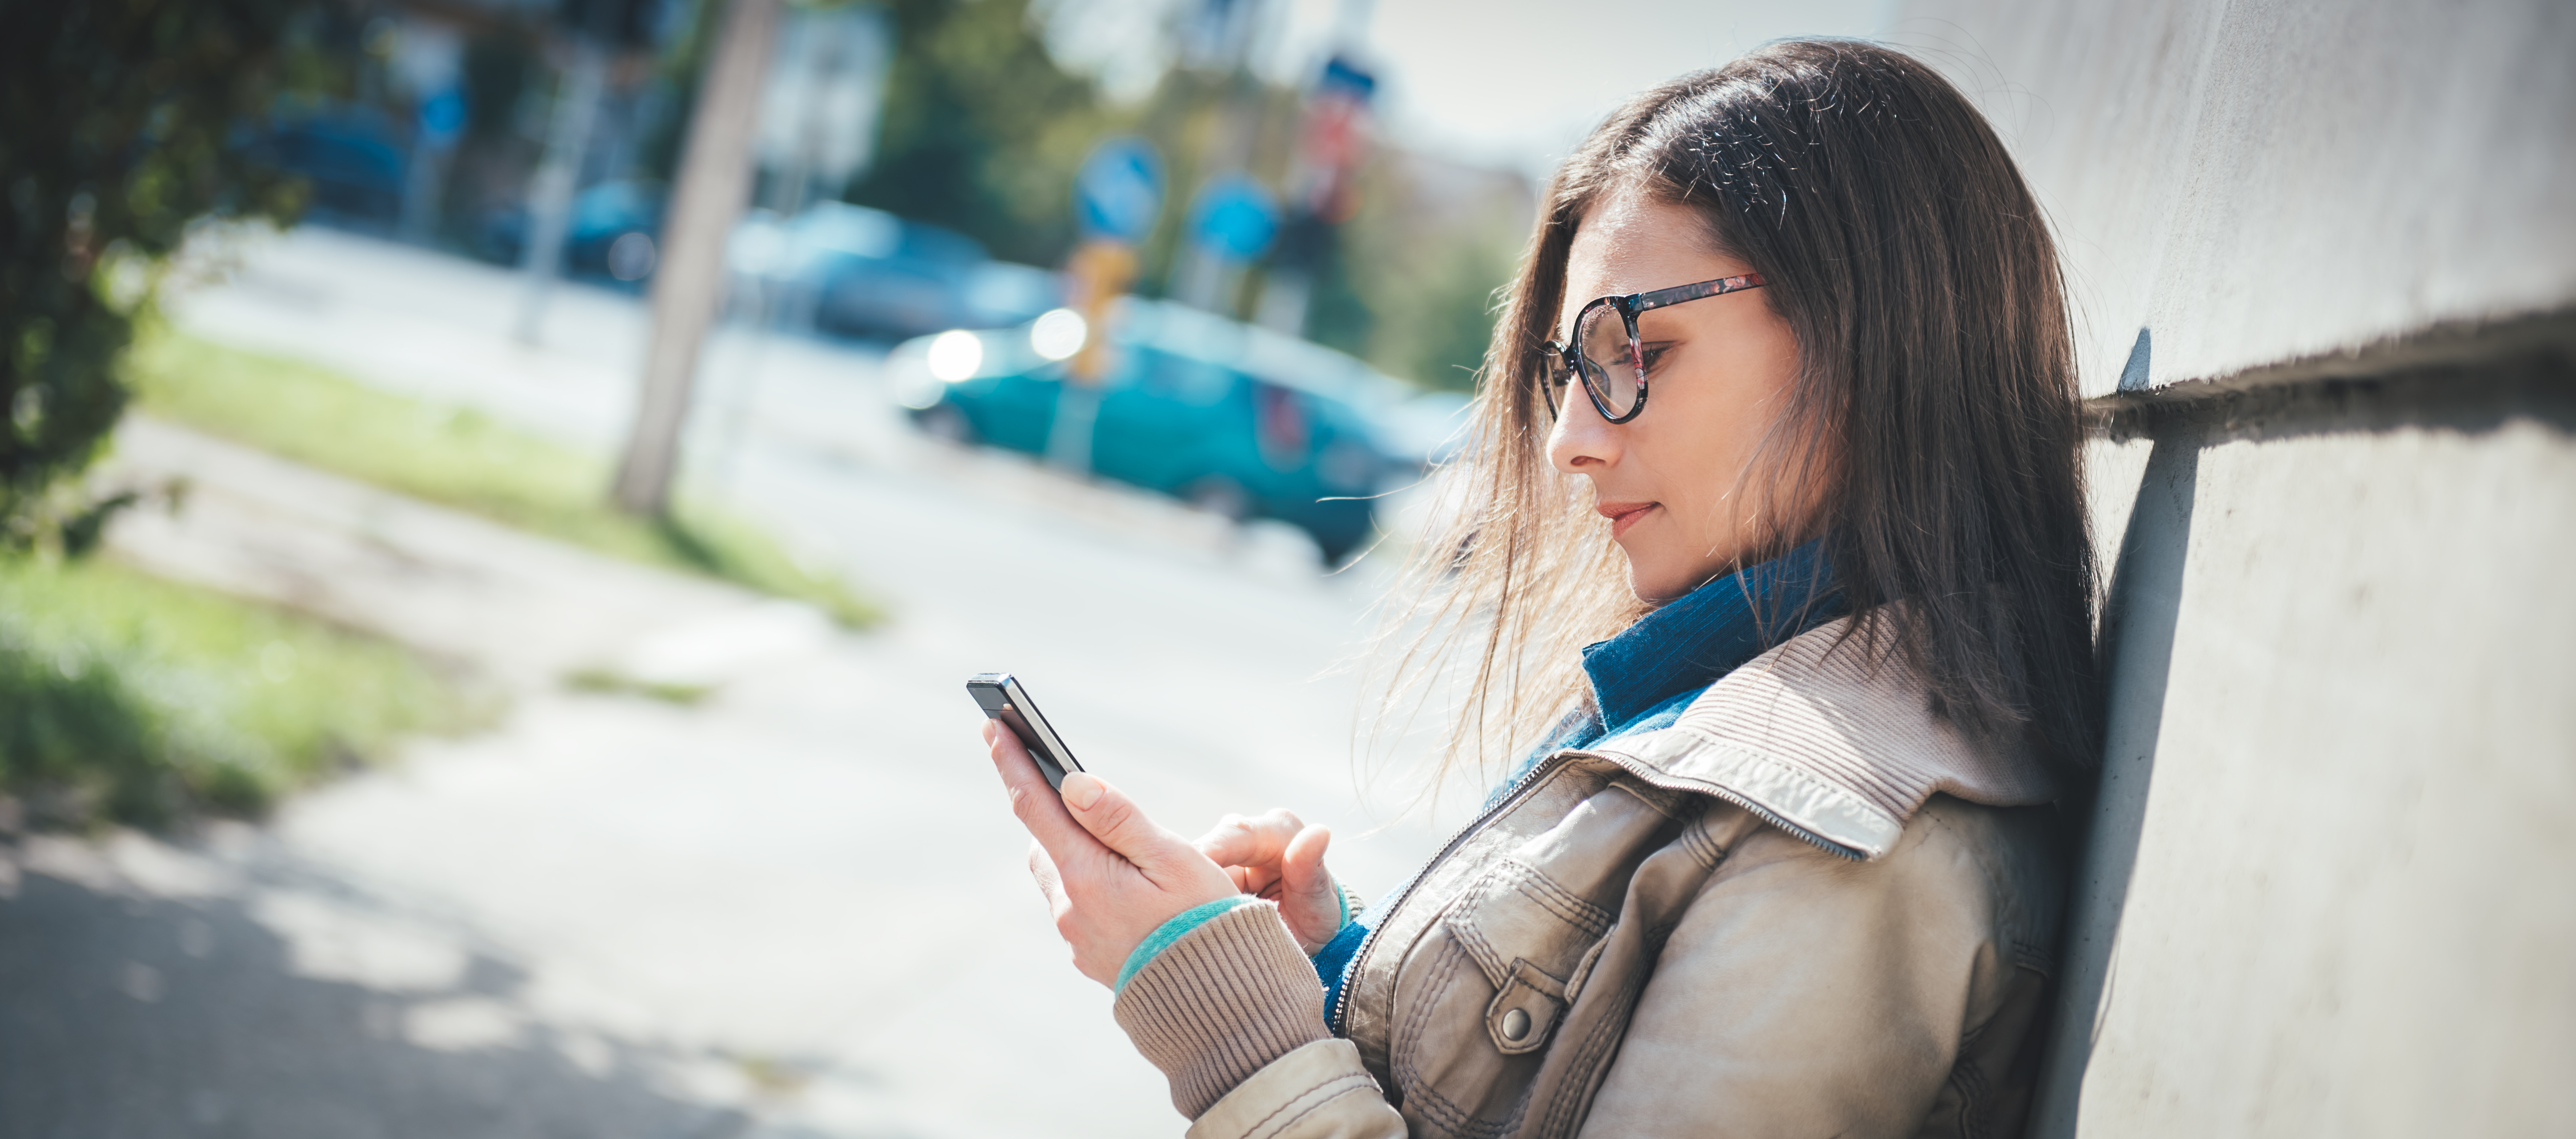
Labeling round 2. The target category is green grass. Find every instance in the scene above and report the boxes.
[0,555,487,828]
[561,666,712,706]
[126,329,883,628]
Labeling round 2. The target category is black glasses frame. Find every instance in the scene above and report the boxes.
[1540,272,1767,424]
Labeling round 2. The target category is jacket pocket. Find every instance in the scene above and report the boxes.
[1446,858,1611,1049]
[1389,859,1611,1139]
[1396,843,1658,1138]
[1485,958,1565,1056]
[1382,778,1685,1139]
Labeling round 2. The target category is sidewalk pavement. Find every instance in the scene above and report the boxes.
[1,411,1450,1139]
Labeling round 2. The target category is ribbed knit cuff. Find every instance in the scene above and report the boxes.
[1117,895,1258,993]
[1112,900,1330,1119]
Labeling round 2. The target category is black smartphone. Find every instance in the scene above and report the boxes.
[966,673,1084,791]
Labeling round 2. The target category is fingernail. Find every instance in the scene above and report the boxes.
[1060,772,1103,810]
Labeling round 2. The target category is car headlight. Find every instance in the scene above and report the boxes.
[926,330,984,382]
[1029,308,1086,361]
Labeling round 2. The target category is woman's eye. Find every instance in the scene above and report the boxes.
[1639,345,1673,374]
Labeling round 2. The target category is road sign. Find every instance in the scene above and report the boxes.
[1075,138,1165,244]
[1187,174,1279,262]
[757,5,892,193]
[418,86,467,146]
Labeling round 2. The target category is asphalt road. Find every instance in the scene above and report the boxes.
[0,230,1467,1139]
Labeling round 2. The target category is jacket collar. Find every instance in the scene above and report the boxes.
[1579,616,2059,860]
[1577,543,1840,739]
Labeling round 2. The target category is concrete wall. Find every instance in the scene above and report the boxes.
[1879,2,2576,1135]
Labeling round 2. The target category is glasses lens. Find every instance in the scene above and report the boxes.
[1538,351,1574,415]
[1577,304,1641,418]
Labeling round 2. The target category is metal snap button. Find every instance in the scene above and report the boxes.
[1501,1007,1532,1042]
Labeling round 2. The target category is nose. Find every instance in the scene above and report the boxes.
[1547,378,1624,474]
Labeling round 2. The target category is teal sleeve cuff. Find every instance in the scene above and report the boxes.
[1115,895,1259,993]
[1314,877,1352,957]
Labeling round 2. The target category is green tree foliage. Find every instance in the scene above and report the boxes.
[0,0,325,546]
[825,0,1529,392]
[844,0,1108,266]
[1306,159,1528,393]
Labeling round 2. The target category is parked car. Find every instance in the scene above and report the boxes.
[733,202,1055,340]
[240,107,409,230]
[479,190,1057,332]
[478,179,666,286]
[960,259,1067,329]
[887,298,1443,564]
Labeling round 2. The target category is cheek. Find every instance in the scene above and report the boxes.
[1638,386,1771,518]
[1617,349,1800,584]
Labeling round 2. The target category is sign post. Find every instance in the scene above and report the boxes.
[1260,54,1376,336]
[1175,173,1279,313]
[401,85,467,244]
[1046,138,1163,474]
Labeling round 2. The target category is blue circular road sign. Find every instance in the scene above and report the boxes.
[418,87,468,145]
[1187,174,1279,262]
[1074,138,1165,244]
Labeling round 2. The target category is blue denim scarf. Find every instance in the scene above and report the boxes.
[1554,538,1843,753]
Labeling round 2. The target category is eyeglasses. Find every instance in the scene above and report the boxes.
[1540,273,1767,423]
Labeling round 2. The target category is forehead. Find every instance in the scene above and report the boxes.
[1559,192,1731,319]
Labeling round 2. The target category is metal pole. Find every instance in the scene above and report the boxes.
[611,0,780,516]
[1179,0,1267,316]
[399,118,457,245]
[515,37,608,345]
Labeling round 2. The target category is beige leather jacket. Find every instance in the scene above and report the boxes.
[1113,619,2069,1139]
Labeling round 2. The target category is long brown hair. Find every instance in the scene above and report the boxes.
[1377,39,2101,784]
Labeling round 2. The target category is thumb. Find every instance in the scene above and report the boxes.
[1059,772,1193,874]
[1281,823,1343,949]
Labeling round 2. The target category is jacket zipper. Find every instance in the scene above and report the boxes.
[1329,749,1574,1033]
[1328,745,1865,1032]
[1583,751,1867,862]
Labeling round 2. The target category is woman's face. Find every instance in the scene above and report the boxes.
[1550,192,1809,603]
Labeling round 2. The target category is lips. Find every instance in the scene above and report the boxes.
[1595,500,1658,538]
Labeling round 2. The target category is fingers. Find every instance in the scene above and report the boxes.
[1026,839,1068,912]
[1193,808,1306,869]
[1285,823,1335,907]
[1058,771,1200,886]
[1278,823,1345,953]
[988,724,1108,869]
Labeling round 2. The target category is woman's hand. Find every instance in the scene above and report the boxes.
[1194,809,1343,954]
[984,722,1241,987]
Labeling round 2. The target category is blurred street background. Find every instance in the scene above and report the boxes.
[0,0,1881,1136]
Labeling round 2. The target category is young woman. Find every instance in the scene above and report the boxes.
[984,39,2099,1139]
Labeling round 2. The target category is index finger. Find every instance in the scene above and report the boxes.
[1193,808,1305,868]
[985,724,1114,868]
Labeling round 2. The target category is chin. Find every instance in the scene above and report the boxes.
[1621,556,1695,606]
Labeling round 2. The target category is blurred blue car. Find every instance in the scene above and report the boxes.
[241,107,408,230]
[480,192,1058,335]
[734,202,1059,339]
[479,180,665,286]
[888,300,1457,564]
